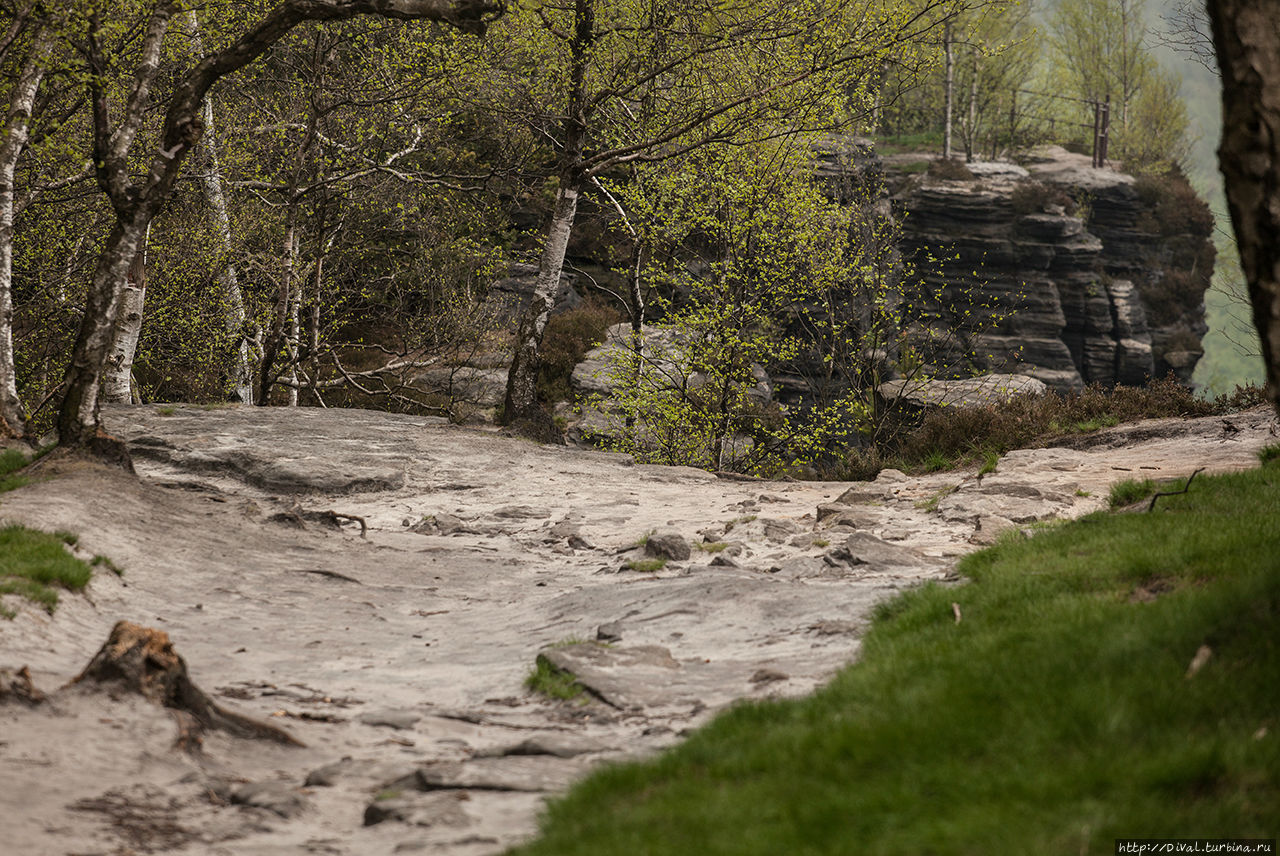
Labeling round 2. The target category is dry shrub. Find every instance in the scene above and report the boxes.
[928,158,976,181]
[1010,181,1077,216]
[537,299,626,403]
[854,376,1261,477]
[1134,168,1214,237]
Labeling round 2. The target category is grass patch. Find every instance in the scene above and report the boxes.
[696,541,729,553]
[1109,478,1157,509]
[915,483,959,512]
[723,514,757,532]
[156,405,177,416]
[1259,443,1280,466]
[0,525,94,616]
[0,446,31,493]
[978,449,999,476]
[91,554,123,576]
[524,653,585,702]
[625,558,667,572]
[510,466,1280,855]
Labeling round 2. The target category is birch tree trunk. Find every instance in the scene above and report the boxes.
[57,216,153,446]
[0,23,52,439]
[502,0,591,425]
[502,182,580,422]
[1208,0,1280,418]
[102,240,149,403]
[186,11,252,404]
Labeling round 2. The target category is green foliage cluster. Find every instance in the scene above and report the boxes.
[878,0,1192,176]
[585,139,1016,476]
[510,464,1280,854]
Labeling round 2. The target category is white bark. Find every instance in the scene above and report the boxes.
[103,230,149,403]
[503,184,579,421]
[187,11,252,404]
[0,23,52,437]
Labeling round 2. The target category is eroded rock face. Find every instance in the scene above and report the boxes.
[887,146,1212,391]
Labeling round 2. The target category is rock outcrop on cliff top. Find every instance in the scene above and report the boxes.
[885,146,1213,392]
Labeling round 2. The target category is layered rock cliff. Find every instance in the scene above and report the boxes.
[884,146,1213,392]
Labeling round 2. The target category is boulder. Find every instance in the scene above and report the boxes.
[645,528,691,562]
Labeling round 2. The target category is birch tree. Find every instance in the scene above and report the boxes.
[50,0,503,451]
[0,8,58,438]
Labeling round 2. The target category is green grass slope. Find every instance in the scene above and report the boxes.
[511,462,1280,855]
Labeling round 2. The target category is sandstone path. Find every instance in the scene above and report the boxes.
[0,404,1273,855]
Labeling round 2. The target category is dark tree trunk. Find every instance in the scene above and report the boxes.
[1208,0,1280,417]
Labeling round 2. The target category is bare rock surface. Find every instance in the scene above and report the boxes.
[0,402,1274,855]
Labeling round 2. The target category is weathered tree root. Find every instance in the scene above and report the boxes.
[0,666,46,705]
[70,621,303,751]
[1147,467,1206,512]
[269,504,367,537]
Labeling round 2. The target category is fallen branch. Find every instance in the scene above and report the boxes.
[1147,467,1205,512]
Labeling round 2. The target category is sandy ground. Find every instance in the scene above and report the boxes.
[0,403,1273,855]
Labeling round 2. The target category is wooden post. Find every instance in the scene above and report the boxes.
[1091,99,1102,168]
[1099,94,1111,166]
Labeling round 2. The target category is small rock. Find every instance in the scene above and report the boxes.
[709,554,741,568]
[749,669,788,685]
[493,735,609,758]
[493,505,551,520]
[364,792,472,828]
[834,486,889,505]
[809,619,862,636]
[596,621,623,642]
[231,782,307,818]
[305,757,356,787]
[645,528,691,561]
[761,518,800,542]
[970,514,1016,546]
[547,517,582,540]
[359,710,422,731]
[568,534,595,550]
[875,468,908,483]
[829,532,925,566]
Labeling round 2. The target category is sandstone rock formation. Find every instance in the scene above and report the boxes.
[884,146,1212,392]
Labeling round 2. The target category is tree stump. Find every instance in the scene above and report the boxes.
[72,621,302,750]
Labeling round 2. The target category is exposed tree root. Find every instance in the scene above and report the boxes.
[0,666,45,705]
[70,621,303,751]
